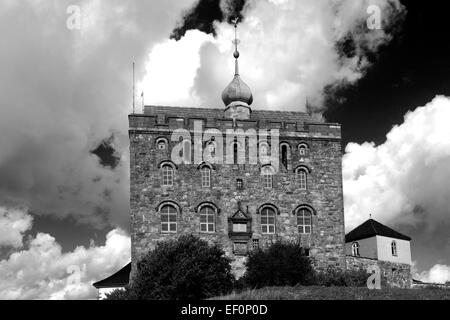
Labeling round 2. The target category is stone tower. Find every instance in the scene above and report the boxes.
[128,21,346,277]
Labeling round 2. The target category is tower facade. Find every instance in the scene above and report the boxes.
[128,22,346,277]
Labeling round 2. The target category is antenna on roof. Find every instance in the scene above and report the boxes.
[306,97,313,117]
[132,62,135,114]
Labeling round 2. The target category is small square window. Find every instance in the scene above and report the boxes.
[252,239,259,249]
[236,179,243,190]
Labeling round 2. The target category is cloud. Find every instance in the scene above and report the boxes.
[343,95,450,231]
[139,30,214,107]
[141,0,405,112]
[415,264,450,284]
[0,0,197,229]
[0,207,33,248]
[0,207,130,300]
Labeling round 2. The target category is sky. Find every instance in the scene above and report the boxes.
[0,0,449,299]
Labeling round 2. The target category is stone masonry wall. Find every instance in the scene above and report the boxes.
[129,106,346,279]
[346,255,412,288]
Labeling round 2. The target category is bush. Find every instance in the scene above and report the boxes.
[314,267,369,287]
[129,235,234,300]
[104,287,136,300]
[243,241,315,288]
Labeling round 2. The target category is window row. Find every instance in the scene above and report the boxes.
[158,203,314,235]
[156,137,310,155]
[351,240,398,257]
[160,161,310,190]
[156,137,310,168]
[161,162,213,188]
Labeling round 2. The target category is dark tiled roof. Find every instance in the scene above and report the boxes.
[345,219,411,242]
[92,263,131,289]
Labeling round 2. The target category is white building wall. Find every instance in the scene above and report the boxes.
[376,235,411,265]
[345,236,378,259]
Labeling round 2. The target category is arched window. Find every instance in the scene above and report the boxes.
[295,167,308,190]
[280,143,289,168]
[158,141,166,150]
[298,143,308,156]
[297,208,312,234]
[259,141,270,164]
[156,137,168,150]
[182,140,191,163]
[160,204,177,233]
[262,166,273,188]
[207,141,216,157]
[391,240,397,256]
[352,242,360,257]
[199,205,215,233]
[259,141,269,155]
[161,164,174,187]
[261,207,276,234]
[201,167,211,188]
[233,142,238,164]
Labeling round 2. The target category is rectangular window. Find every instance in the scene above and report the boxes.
[233,223,247,232]
[391,242,398,256]
[299,172,307,190]
[298,225,311,234]
[201,168,211,188]
[263,173,272,188]
[162,166,173,187]
[161,211,177,233]
[252,239,259,249]
[261,210,275,234]
[297,209,312,234]
[200,207,215,233]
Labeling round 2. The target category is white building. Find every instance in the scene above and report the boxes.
[345,218,412,265]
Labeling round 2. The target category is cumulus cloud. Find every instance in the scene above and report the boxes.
[415,264,450,284]
[0,0,196,228]
[0,207,33,248]
[139,30,214,107]
[0,207,130,300]
[343,95,450,231]
[142,0,405,112]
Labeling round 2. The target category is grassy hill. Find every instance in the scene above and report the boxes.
[213,285,450,300]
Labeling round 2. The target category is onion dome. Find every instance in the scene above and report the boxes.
[221,74,253,107]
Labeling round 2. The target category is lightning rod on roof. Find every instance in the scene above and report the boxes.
[132,62,135,114]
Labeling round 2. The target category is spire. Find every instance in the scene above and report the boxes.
[221,17,253,110]
[232,17,240,75]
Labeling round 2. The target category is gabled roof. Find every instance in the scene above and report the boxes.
[92,263,131,289]
[345,219,411,243]
[231,209,249,219]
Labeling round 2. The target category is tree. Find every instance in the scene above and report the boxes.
[130,235,234,300]
[243,241,315,288]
